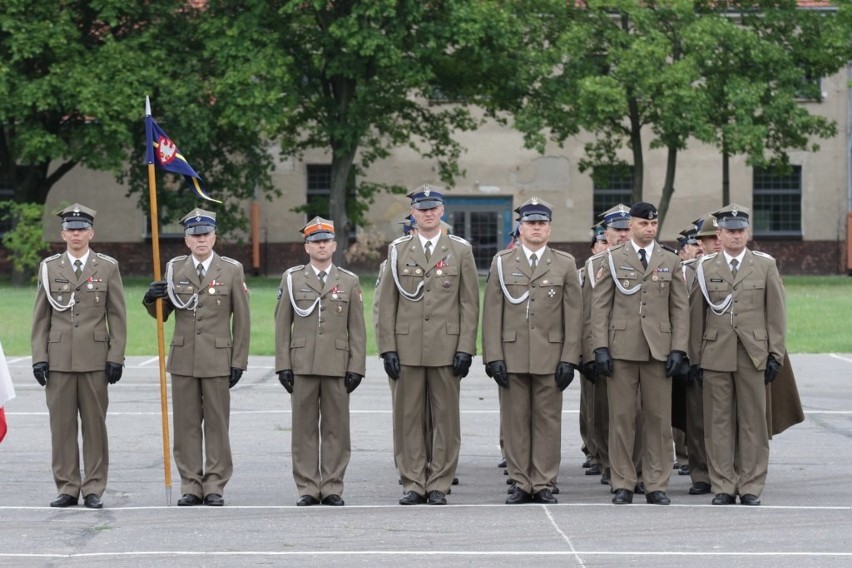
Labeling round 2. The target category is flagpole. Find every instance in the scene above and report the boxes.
[145,96,173,506]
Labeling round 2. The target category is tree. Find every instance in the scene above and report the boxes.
[197,0,509,263]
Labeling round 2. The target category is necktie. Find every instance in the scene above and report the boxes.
[530,252,538,273]
[318,270,327,287]
[730,258,738,278]
[74,259,83,280]
[424,241,432,261]
[639,249,648,270]
[197,263,205,281]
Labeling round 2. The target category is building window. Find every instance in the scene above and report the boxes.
[592,165,633,222]
[305,164,356,240]
[753,166,802,238]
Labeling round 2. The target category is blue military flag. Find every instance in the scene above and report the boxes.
[144,114,221,204]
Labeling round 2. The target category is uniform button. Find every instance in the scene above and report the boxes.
[320,307,326,311]
[74,323,79,327]
[425,317,430,321]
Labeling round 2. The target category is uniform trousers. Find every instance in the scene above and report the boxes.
[389,377,433,470]
[579,378,597,463]
[608,360,671,493]
[703,342,769,497]
[591,377,610,475]
[291,375,350,499]
[394,365,460,496]
[46,371,109,498]
[685,380,710,485]
[502,373,562,495]
[171,375,232,498]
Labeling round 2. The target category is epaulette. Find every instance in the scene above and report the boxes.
[168,255,188,265]
[609,242,628,253]
[448,234,472,247]
[752,250,776,261]
[682,258,698,267]
[550,248,575,261]
[284,265,305,275]
[43,253,62,264]
[659,243,679,255]
[495,248,515,258]
[390,234,413,246]
[221,256,243,267]
[588,250,608,262]
[95,252,117,265]
[697,253,717,266]
[337,267,358,278]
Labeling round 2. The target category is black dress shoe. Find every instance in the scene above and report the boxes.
[297,495,320,506]
[612,488,633,504]
[740,494,761,506]
[506,487,532,504]
[321,494,345,506]
[582,457,592,468]
[399,491,425,505]
[634,482,646,495]
[551,484,559,495]
[503,468,509,475]
[678,464,690,476]
[177,494,202,506]
[711,493,736,505]
[645,491,671,505]
[506,477,515,485]
[427,490,447,505]
[507,482,517,494]
[498,458,507,468]
[50,494,78,508]
[689,482,712,495]
[533,488,557,504]
[585,464,602,476]
[452,477,459,485]
[84,494,103,509]
[600,474,610,486]
[204,494,224,506]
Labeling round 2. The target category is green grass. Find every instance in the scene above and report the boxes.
[2,275,850,357]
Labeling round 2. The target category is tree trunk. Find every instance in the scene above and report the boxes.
[627,97,644,204]
[722,142,730,206]
[329,148,356,268]
[657,145,678,234]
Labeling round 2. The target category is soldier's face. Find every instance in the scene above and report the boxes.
[717,228,749,255]
[61,227,94,255]
[591,240,608,254]
[185,231,216,260]
[519,220,551,248]
[605,227,630,245]
[680,243,701,260]
[700,235,722,254]
[629,218,658,246]
[305,238,336,263]
[410,205,444,236]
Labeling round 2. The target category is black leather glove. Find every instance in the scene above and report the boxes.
[764,354,781,385]
[382,352,400,380]
[665,350,687,377]
[344,372,363,393]
[105,362,123,384]
[485,360,509,389]
[33,362,49,386]
[580,361,597,385]
[689,364,703,387]
[143,280,168,304]
[278,369,294,393]
[594,347,614,378]
[229,368,243,389]
[555,362,575,391]
[452,352,472,378]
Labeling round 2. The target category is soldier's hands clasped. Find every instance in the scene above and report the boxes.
[593,348,614,378]
[764,354,781,385]
[665,351,687,377]
[485,360,509,389]
[452,352,472,378]
[278,370,294,393]
[33,362,49,386]
[229,368,243,389]
[555,362,575,391]
[382,352,401,380]
[105,362,123,384]
[344,372,363,393]
[143,281,168,304]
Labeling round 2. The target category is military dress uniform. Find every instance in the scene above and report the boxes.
[275,218,366,506]
[377,186,479,504]
[31,204,127,508]
[591,203,689,504]
[144,209,250,505]
[482,198,582,504]
[691,204,786,504]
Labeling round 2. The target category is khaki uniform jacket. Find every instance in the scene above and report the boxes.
[691,249,785,372]
[377,233,479,365]
[146,253,250,377]
[275,264,367,377]
[32,251,127,371]
[483,247,582,372]
[591,242,689,361]
[581,253,608,365]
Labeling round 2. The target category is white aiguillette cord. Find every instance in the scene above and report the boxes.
[41,261,76,312]
[606,249,642,297]
[390,242,425,302]
[696,258,733,316]
[166,260,199,311]
[287,270,321,318]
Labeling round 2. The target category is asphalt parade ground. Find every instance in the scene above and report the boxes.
[1,353,851,567]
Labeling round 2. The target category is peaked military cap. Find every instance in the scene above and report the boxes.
[713,203,750,230]
[515,196,553,222]
[58,203,96,230]
[694,213,719,238]
[590,221,607,245]
[300,216,335,242]
[399,215,417,235]
[180,208,217,235]
[629,202,658,220]
[599,203,631,229]
[407,184,444,210]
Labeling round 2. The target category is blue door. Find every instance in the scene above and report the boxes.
[443,196,513,271]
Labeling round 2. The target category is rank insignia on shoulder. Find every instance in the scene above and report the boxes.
[276,288,283,301]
